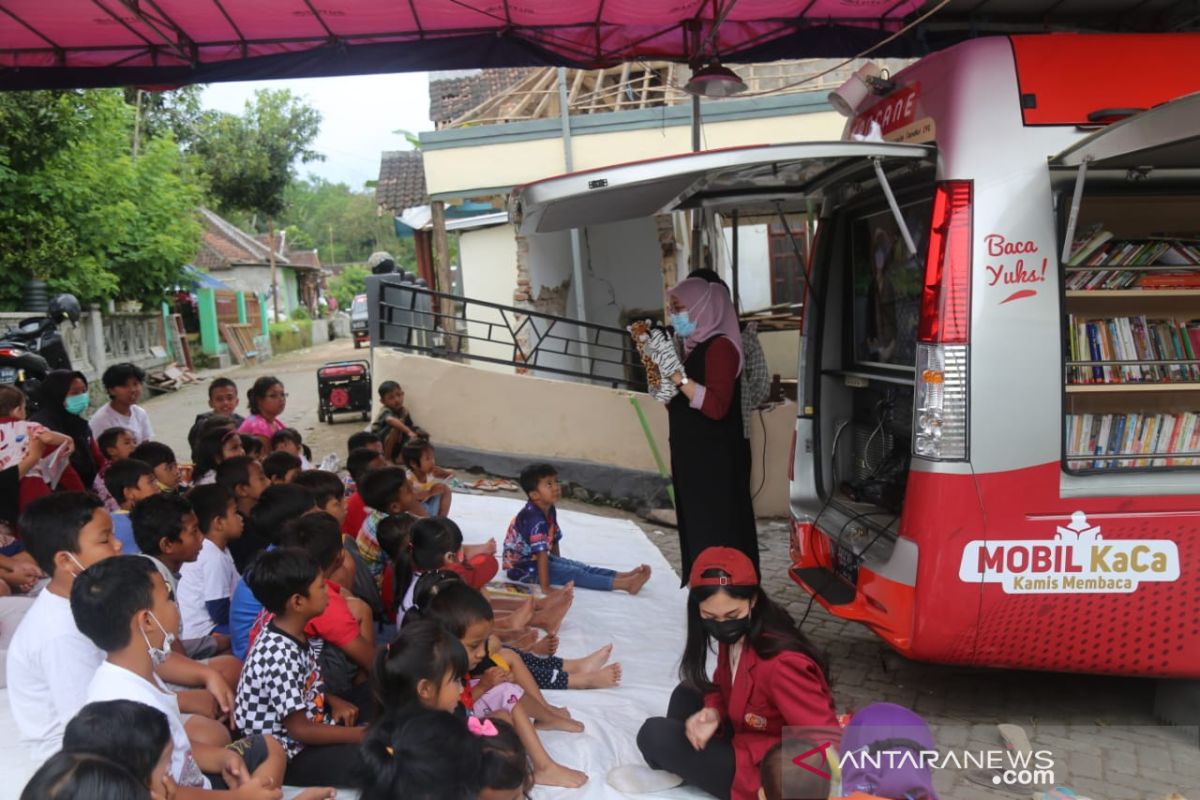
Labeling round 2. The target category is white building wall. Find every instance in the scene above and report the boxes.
[726,223,772,313]
[581,217,663,328]
[525,229,584,378]
[458,225,520,374]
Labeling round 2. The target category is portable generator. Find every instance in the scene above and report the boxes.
[317,359,371,423]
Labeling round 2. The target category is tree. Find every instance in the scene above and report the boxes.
[0,90,204,308]
[124,86,205,150]
[193,89,323,219]
[280,176,414,266]
[192,89,323,318]
[328,264,371,310]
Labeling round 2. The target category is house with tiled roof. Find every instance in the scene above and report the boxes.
[193,208,322,318]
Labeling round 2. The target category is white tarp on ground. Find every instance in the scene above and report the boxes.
[0,493,709,799]
[451,493,708,800]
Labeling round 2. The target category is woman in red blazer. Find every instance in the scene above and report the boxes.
[637,547,840,800]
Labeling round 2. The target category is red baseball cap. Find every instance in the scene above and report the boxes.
[688,547,758,588]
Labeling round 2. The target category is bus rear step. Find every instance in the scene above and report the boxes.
[791,567,856,606]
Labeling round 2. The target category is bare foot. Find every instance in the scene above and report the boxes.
[496,597,535,630]
[570,662,622,689]
[497,627,538,650]
[549,704,573,719]
[293,789,338,800]
[539,581,574,607]
[564,643,612,674]
[530,597,570,634]
[527,633,559,656]
[534,762,588,788]
[625,567,651,595]
[535,714,585,733]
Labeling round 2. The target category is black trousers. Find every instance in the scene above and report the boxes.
[637,684,735,800]
[285,742,364,787]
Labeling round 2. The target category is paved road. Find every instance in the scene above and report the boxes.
[144,337,371,468]
[143,338,1196,799]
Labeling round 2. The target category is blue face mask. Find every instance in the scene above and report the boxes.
[671,311,696,338]
[64,393,89,416]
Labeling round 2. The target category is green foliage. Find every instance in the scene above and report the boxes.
[268,319,312,354]
[283,224,315,251]
[193,89,323,219]
[124,87,205,148]
[280,176,414,266]
[289,306,310,321]
[0,89,204,308]
[328,264,370,310]
[393,130,422,149]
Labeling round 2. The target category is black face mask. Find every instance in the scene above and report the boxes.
[701,615,751,645]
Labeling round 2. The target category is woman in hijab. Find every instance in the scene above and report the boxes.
[664,277,759,585]
[29,369,99,487]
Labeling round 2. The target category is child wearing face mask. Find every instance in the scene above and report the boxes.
[6,492,122,763]
[72,555,306,798]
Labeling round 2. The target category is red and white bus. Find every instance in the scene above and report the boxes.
[511,33,1200,679]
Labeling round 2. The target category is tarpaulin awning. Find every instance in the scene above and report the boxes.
[3,1,1199,91]
[182,264,232,290]
[0,0,926,89]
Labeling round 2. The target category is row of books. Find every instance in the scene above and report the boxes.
[1066,229,1200,267]
[1067,315,1200,384]
[1066,412,1200,470]
[1064,268,1200,291]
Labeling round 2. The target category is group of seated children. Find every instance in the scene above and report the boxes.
[8,371,659,798]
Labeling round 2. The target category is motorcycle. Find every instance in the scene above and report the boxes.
[0,294,81,411]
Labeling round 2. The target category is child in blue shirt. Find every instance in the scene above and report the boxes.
[103,458,160,554]
[502,463,651,594]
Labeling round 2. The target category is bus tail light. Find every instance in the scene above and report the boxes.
[914,181,971,461]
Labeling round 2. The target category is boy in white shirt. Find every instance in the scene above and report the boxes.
[179,485,244,642]
[89,362,154,444]
[73,554,307,800]
[5,492,122,763]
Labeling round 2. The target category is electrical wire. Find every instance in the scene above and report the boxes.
[751,408,768,500]
[665,0,955,100]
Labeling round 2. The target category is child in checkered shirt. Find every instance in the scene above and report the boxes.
[234,547,367,788]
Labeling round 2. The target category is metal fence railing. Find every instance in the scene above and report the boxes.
[365,275,647,390]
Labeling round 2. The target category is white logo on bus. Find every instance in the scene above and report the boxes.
[959,511,1179,594]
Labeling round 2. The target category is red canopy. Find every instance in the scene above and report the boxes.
[0,0,928,89]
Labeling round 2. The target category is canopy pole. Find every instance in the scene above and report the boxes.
[629,396,675,505]
[731,209,740,313]
[690,95,703,272]
[558,67,592,372]
[1061,157,1091,262]
[872,158,917,257]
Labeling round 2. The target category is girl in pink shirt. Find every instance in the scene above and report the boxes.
[237,376,287,449]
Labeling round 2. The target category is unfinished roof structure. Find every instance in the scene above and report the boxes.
[429,59,914,129]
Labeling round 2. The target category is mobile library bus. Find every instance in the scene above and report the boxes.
[510,34,1200,679]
